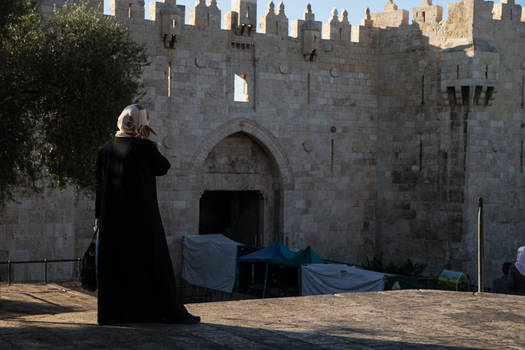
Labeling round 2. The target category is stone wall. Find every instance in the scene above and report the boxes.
[138,0,379,268]
[2,0,525,286]
[462,0,525,281]
[0,187,93,282]
[375,22,450,275]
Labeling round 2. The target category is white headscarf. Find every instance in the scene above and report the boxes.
[115,104,140,137]
[137,108,149,131]
[515,246,525,276]
[137,107,156,137]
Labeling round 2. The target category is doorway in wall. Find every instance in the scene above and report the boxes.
[199,190,263,246]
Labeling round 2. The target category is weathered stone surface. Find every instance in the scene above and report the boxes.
[1,283,525,349]
[2,0,525,286]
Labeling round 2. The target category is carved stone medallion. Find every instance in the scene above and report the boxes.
[303,140,313,153]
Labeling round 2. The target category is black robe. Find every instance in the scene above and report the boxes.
[506,264,525,295]
[95,137,189,324]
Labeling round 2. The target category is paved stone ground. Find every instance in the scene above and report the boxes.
[1,283,524,349]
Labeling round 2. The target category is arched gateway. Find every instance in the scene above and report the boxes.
[192,119,293,246]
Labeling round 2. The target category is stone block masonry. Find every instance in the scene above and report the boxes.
[3,0,525,285]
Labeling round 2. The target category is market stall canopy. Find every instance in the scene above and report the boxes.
[238,242,324,267]
[181,234,240,293]
[301,264,385,296]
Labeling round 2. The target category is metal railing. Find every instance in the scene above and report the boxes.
[0,258,81,285]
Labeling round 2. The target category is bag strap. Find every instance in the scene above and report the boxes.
[90,227,99,242]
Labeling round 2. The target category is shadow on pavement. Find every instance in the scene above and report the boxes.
[0,321,479,350]
[0,298,80,319]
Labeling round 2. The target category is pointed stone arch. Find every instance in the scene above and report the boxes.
[192,118,293,188]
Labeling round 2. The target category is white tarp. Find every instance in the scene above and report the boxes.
[301,264,385,296]
[181,234,240,293]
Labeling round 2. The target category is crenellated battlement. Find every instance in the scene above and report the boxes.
[110,0,145,20]
[259,1,288,37]
[35,0,525,115]
[59,0,519,55]
[38,0,525,42]
[412,0,442,26]
[323,8,351,41]
[189,1,221,29]
[492,0,522,22]
[368,0,409,28]
[35,0,525,119]
[97,0,410,44]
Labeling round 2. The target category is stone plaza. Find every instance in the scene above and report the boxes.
[1,282,525,349]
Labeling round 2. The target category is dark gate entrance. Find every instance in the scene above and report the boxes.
[199,191,263,245]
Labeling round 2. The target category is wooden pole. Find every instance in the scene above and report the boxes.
[44,259,48,284]
[262,263,269,298]
[478,197,484,293]
[77,258,81,281]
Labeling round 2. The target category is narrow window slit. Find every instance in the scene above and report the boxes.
[447,87,456,107]
[421,75,425,105]
[330,139,335,173]
[419,139,423,172]
[485,65,488,79]
[520,140,523,173]
[456,65,459,79]
[521,75,525,108]
[168,61,171,97]
[307,72,311,104]
[128,3,132,18]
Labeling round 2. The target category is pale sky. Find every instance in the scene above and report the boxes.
[104,0,525,29]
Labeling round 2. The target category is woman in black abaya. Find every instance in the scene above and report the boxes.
[95,104,199,325]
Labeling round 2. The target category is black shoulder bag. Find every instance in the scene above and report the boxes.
[80,228,98,292]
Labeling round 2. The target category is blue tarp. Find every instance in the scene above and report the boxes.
[238,242,324,267]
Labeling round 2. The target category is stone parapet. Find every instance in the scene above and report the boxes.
[369,0,409,29]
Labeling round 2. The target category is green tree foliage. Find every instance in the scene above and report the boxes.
[37,1,148,191]
[0,0,42,205]
[0,0,148,205]
[0,0,29,33]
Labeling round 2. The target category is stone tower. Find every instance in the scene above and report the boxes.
[232,0,257,27]
[226,0,257,35]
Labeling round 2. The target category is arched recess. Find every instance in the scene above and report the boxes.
[192,118,293,188]
[191,118,293,245]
